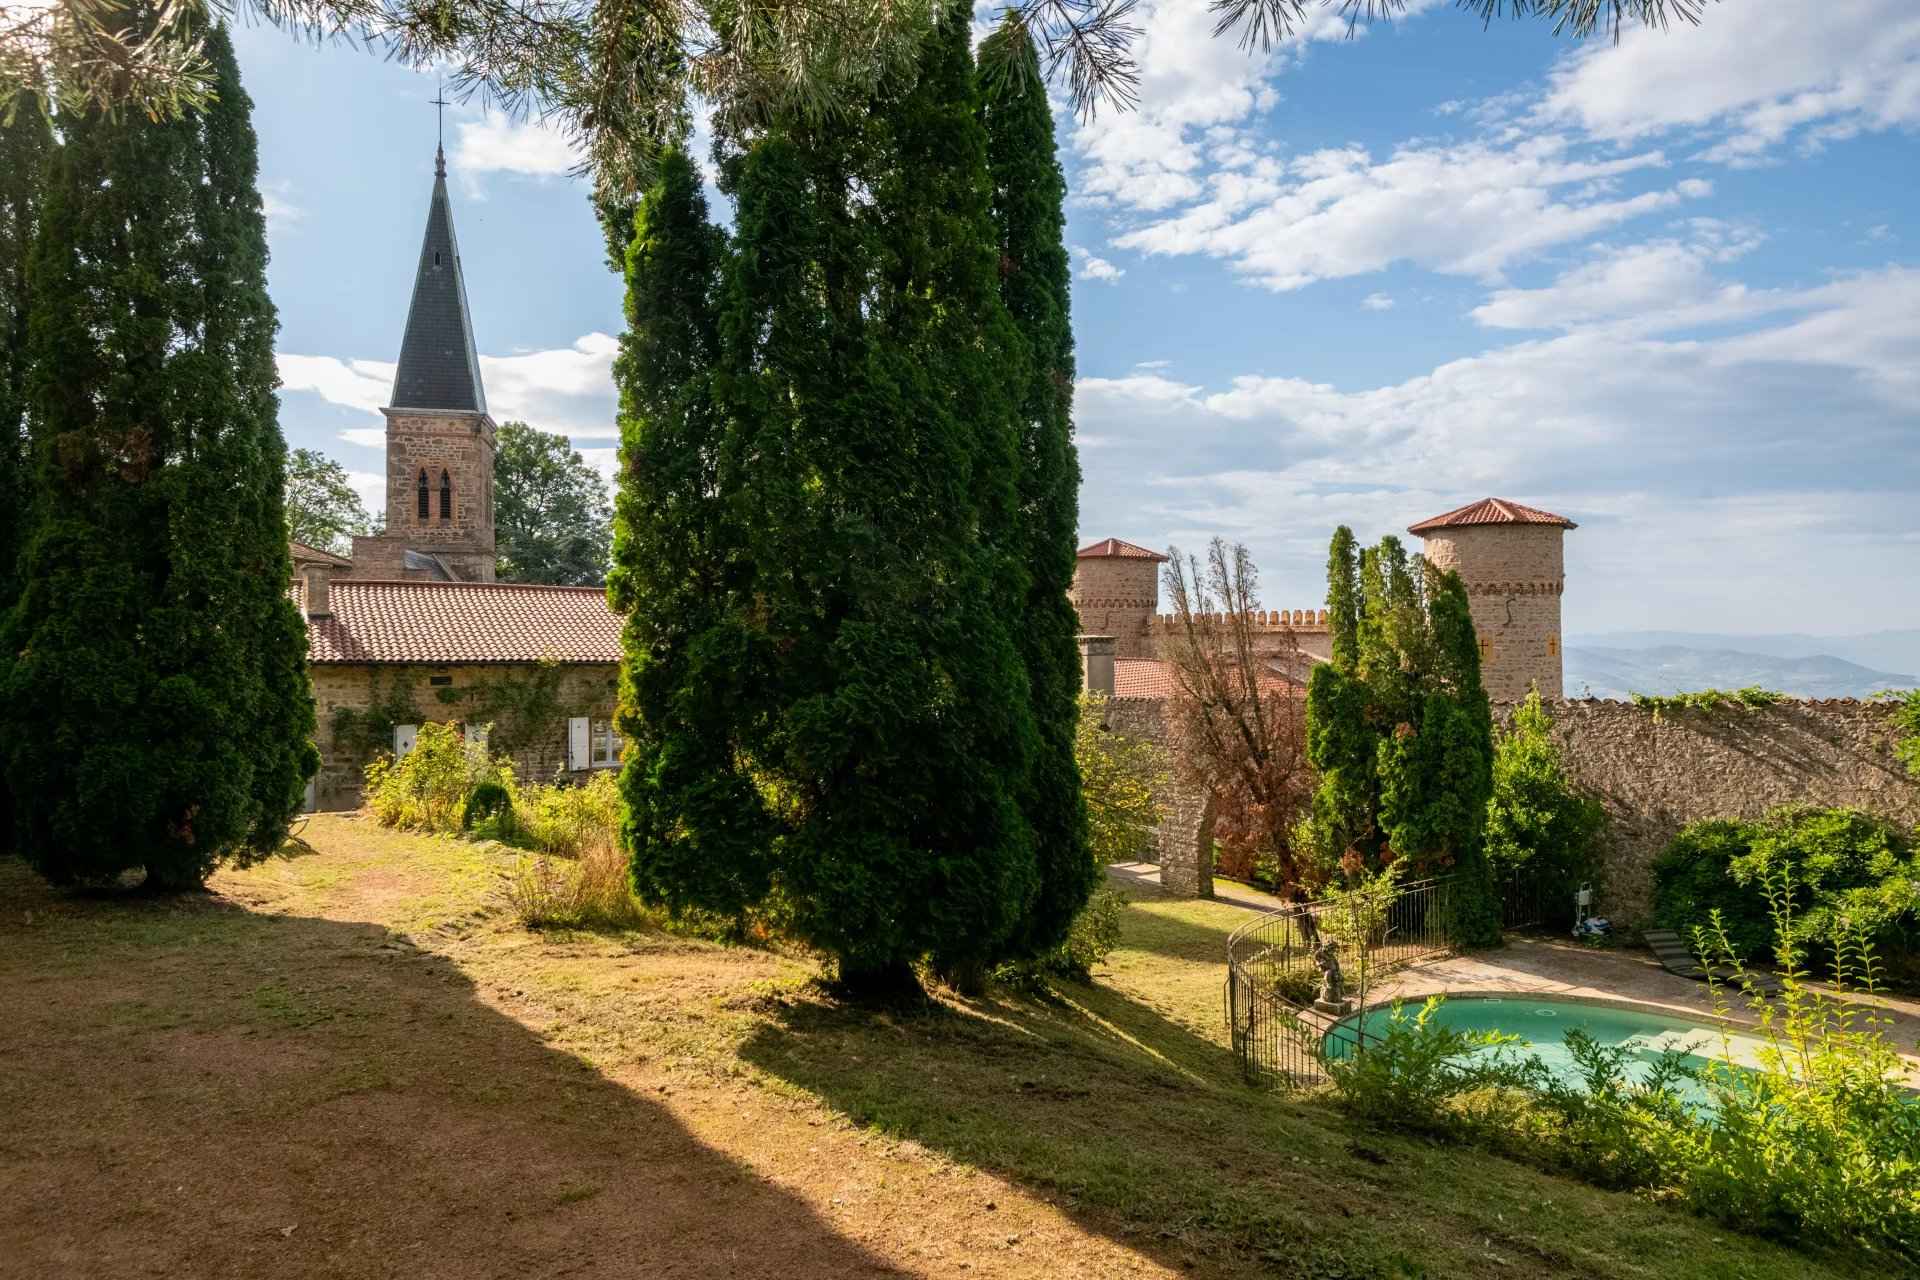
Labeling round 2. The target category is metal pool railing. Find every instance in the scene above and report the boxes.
[1224,870,1543,1089]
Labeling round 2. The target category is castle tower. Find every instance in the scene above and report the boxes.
[1071,538,1168,659]
[348,141,497,582]
[1409,498,1575,701]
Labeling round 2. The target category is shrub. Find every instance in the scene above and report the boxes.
[994,886,1126,987]
[462,781,515,836]
[1676,878,1920,1259]
[513,770,622,859]
[1531,1028,1698,1190]
[1652,806,1919,965]
[1485,689,1605,925]
[1327,996,1537,1137]
[1076,694,1166,866]
[508,841,648,930]
[365,723,510,834]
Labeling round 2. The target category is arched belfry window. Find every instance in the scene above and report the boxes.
[439,470,453,520]
[416,469,429,521]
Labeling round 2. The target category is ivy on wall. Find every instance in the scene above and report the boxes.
[326,661,605,774]
[1888,689,1920,780]
[1630,687,1785,722]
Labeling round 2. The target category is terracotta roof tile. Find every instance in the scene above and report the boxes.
[290,540,354,568]
[1076,537,1170,562]
[1407,497,1576,534]
[305,580,621,665]
[1114,659,1177,698]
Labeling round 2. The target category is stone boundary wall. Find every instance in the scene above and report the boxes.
[1102,696,1215,897]
[1530,698,1920,928]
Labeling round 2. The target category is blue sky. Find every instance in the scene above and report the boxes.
[247,1,1920,634]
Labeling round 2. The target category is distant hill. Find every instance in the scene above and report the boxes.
[1572,629,1920,677]
[1564,645,1916,702]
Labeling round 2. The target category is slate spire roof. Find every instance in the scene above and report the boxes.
[389,145,487,414]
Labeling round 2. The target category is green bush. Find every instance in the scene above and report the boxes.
[1485,689,1605,925]
[1530,1028,1698,1190]
[1327,996,1537,1137]
[365,723,512,834]
[462,781,515,835]
[1652,806,1919,964]
[995,886,1126,987]
[1334,878,1920,1261]
[513,770,621,859]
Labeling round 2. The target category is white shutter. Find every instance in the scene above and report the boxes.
[567,717,590,771]
[393,724,419,758]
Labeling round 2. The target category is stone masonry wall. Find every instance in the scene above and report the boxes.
[1528,698,1920,927]
[310,662,619,809]
[1104,696,1215,897]
[1070,558,1161,658]
[1419,524,1565,701]
[347,409,497,582]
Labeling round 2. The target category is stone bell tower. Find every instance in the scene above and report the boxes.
[347,141,497,582]
[1070,538,1169,659]
[1409,497,1576,702]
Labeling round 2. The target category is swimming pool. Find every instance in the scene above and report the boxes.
[1328,995,1768,1109]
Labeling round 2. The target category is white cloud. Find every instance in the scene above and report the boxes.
[1073,265,1920,630]
[339,428,386,449]
[1470,220,1767,332]
[1361,292,1394,311]
[279,334,620,441]
[261,180,303,229]
[1539,1,1920,165]
[346,470,386,516]
[1072,244,1126,283]
[452,112,581,179]
[1113,135,1708,291]
[278,354,393,416]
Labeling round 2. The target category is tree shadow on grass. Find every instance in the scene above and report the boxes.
[738,976,1441,1280]
[0,860,906,1280]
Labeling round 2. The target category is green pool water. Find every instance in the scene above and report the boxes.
[1329,996,1761,1110]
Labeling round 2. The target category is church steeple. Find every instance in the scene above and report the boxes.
[389,147,486,414]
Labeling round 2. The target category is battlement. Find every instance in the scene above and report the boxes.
[1151,608,1329,632]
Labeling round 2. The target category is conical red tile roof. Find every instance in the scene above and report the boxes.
[1407,498,1576,534]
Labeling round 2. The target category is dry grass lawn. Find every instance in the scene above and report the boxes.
[0,815,1882,1279]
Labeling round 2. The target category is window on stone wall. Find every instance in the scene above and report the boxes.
[440,469,453,520]
[1548,636,1559,657]
[416,469,429,521]
[590,718,623,769]
[1478,636,1493,662]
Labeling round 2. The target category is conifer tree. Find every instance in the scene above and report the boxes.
[1301,527,1501,944]
[1,24,314,886]
[617,13,1047,993]
[979,17,1094,961]
[609,145,775,916]
[0,100,52,852]
[0,101,50,618]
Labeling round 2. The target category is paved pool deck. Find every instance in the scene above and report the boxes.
[1109,862,1920,1083]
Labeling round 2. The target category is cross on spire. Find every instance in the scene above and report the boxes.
[431,74,450,177]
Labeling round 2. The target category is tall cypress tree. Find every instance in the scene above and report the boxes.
[618,13,1047,992]
[0,101,51,616]
[1,23,314,886]
[0,99,53,853]
[978,18,1093,962]
[610,145,774,916]
[1303,527,1501,942]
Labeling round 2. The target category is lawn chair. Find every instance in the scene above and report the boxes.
[1642,929,1782,996]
